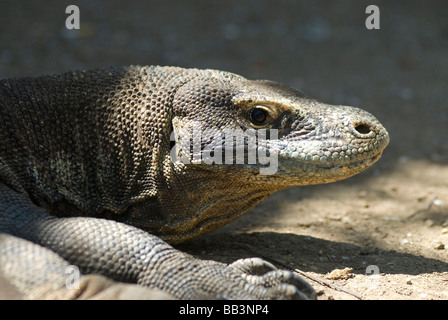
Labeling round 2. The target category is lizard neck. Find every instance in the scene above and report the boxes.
[118,157,277,243]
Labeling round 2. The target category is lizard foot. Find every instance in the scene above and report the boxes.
[226,258,317,300]
[141,255,317,300]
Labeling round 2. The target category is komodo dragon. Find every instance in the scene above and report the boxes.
[0,66,389,300]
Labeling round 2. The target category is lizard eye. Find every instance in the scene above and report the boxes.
[249,106,269,126]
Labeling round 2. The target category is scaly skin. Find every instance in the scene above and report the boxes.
[0,66,389,299]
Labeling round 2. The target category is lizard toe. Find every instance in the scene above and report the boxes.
[240,269,317,300]
[227,257,278,275]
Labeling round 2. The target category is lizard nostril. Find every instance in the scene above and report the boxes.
[354,123,372,135]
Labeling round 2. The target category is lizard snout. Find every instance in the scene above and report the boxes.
[350,117,389,150]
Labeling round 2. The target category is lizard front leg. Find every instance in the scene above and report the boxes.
[0,183,315,299]
[0,233,173,299]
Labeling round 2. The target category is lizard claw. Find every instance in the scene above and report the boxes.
[226,258,317,300]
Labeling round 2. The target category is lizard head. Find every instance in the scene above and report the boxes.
[170,71,389,188]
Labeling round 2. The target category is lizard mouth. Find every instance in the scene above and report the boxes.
[271,149,385,186]
[313,150,383,169]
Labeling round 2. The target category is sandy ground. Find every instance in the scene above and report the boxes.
[0,0,447,300]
